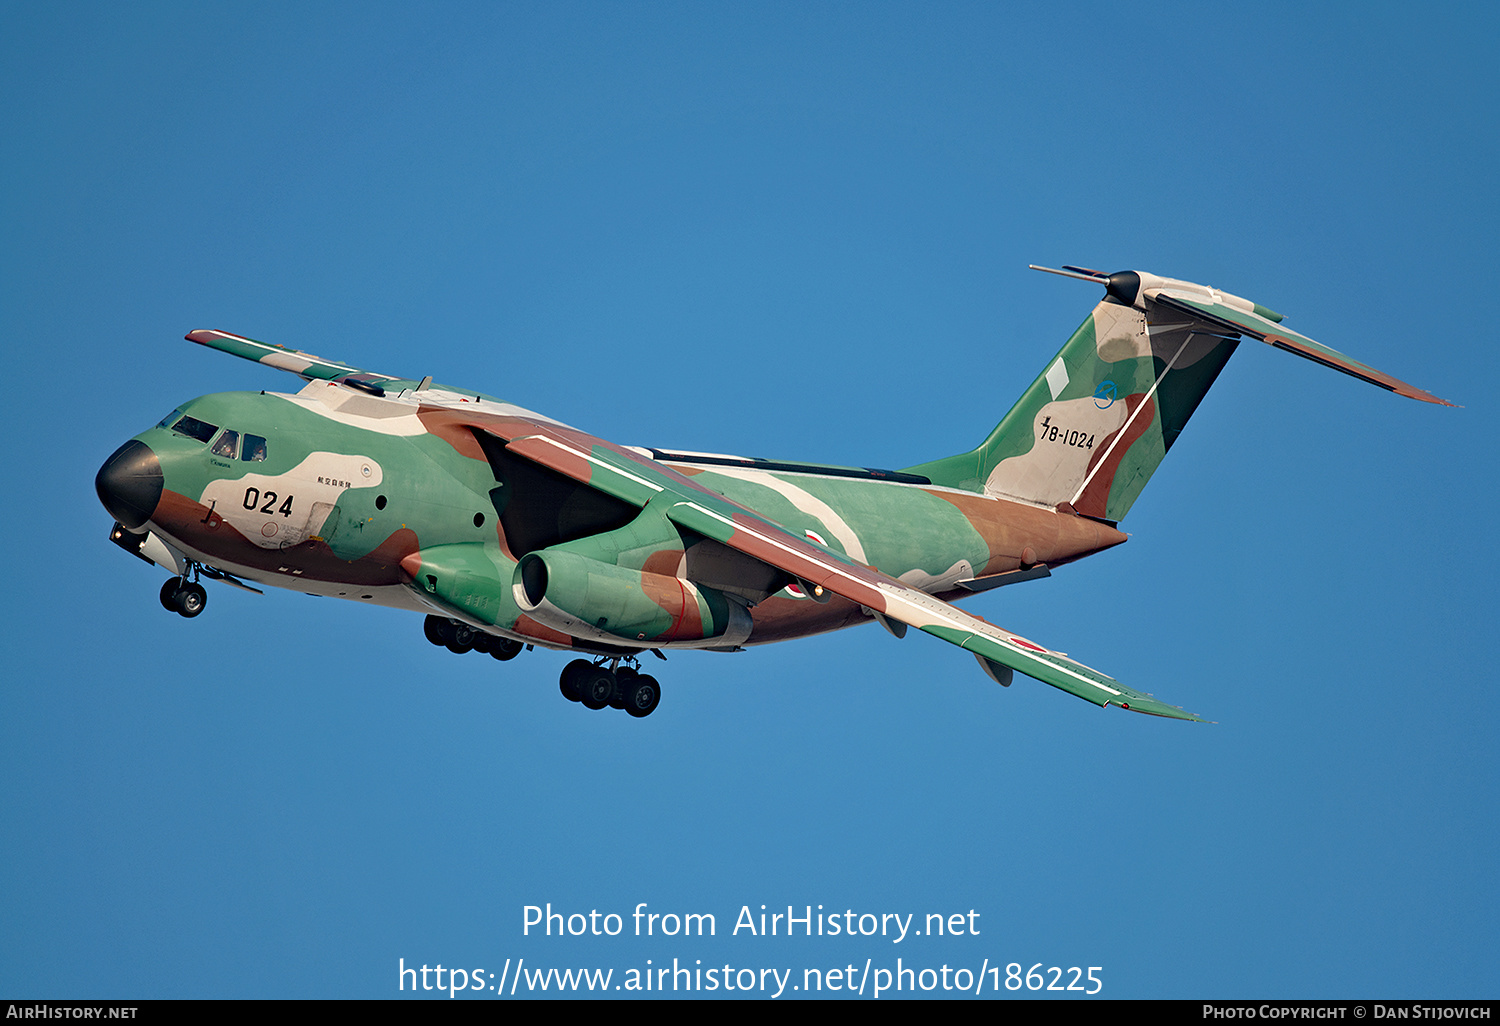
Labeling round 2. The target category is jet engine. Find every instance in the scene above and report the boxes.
[515,549,752,649]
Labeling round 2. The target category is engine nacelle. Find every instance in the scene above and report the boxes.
[515,549,752,648]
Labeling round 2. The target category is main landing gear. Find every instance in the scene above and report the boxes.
[559,658,661,718]
[422,614,526,661]
[421,615,661,718]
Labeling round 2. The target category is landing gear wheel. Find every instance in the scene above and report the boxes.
[608,666,635,709]
[160,578,181,612]
[422,614,449,647]
[490,638,523,661]
[580,666,616,710]
[470,633,493,655]
[446,623,476,655]
[623,674,661,718]
[559,659,592,702]
[173,581,207,618]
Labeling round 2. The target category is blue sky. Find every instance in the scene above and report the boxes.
[3,1,1496,999]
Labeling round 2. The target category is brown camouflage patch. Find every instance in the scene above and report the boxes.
[924,489,1127,574]
[155,489,419,584]
[1073,393,1155,521]
[414,406,491,461]
[513,613,576,647]
[745,593,868,644]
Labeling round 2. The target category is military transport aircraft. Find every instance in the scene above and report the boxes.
[95,266,1451,720]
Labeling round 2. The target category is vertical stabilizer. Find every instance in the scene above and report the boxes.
[905,265,1449,523]
[905,280,1238,522]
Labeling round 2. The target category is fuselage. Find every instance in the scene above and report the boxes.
[96,378,1126,655]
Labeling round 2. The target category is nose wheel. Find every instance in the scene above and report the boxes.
[159,577,207,618]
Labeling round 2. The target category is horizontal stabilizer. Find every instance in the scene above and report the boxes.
[1031,266,1454,406]
[1147,291,1455,406]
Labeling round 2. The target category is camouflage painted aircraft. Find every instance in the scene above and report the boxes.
[95,267,1451,720]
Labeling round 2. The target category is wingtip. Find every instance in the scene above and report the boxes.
[1112,699,1213,723]
[1391,384,1458,407]
[186,328,253,345]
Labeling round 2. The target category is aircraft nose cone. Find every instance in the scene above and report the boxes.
[96,440,163,530]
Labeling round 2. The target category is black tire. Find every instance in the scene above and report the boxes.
[422,614,448,646]
[470,633,493,654]
[446,623,476,654]
[174,581,207,618]
[580,666,616,710]
[160,578,180,612]
[427,616,460,648]
[608,666,635,709]
[559,659,592,702]
[490,638,523,662]
[623,674,661,718]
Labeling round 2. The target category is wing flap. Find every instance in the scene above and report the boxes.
[481,420,1207,721]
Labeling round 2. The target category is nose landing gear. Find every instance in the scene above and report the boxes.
[153,559,260,619]
[159,575,207,618]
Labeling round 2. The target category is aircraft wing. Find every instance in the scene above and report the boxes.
[481,417,1206,721]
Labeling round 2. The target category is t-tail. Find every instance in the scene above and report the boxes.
[904,266,1453,523]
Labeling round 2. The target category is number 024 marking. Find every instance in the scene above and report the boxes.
[242,487,294,517]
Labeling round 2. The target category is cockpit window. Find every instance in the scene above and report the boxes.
[210,429,240,459]
[169,414,218,443]
[242,434,268,462]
